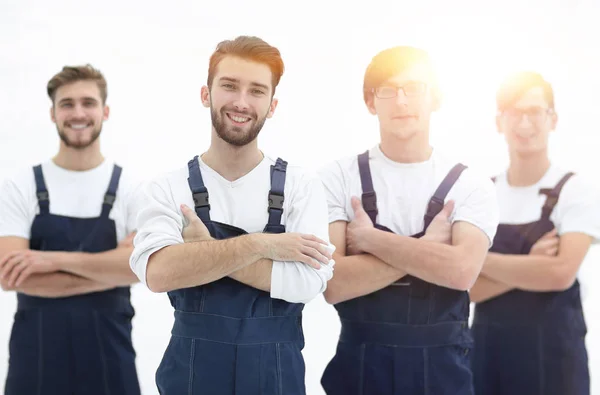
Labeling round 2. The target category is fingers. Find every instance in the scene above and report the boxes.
[305,240,333,260]
[533,238,559,251]
[546,246,559,256]
[0,253,25,280]
[297,256,322,270]
[0,251,21,272]
[541,228,558,239]
[300,234,329,246]
[8,259,29,287]
[300,246,330,266]
[15,266,35,287]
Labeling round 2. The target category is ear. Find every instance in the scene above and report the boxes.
[201,86,210,108]
[266,97,278,119]
[549,110,558,132]
[495,114,503,135]
[50,106,56,123]
[103,105,110,121]
[430,88,442,112]
[365,93,377,115]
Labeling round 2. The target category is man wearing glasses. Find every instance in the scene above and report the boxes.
[318,46,499,394]
[470,71,600,395]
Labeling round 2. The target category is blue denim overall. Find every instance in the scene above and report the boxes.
[472,172,589,395]
[5,164,140,395]
[155,156,307,395]
[321,151,473,395]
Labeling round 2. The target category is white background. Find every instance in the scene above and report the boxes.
[1,0,599,393]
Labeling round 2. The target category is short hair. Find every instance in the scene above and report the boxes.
[363,46,439,104]
[496,71,555,112]
[207,35,284,95]
[47,64,107,104]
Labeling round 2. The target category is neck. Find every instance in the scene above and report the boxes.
[202,133,264,181]
[506,150,551,186]
[379,128,432,163]
[53,141,104,171]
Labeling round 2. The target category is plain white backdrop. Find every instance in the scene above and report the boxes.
[1,0,599,393]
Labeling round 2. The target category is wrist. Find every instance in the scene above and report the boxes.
[55,251,83,271]
[248,233,271,260]
[359,227,378,252]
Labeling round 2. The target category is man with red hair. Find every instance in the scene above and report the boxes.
[130,35,335,395]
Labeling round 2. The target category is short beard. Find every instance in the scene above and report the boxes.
[211,106,267,147]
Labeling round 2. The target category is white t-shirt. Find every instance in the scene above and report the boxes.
[318,145,499,244]
[0,159,140,243]
[494,166,600,241]
[129,154,335,304]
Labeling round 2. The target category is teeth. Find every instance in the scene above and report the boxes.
[229,115,250,123]
[70,124,89,130]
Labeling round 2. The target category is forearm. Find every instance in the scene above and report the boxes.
[324,252,407,305]
[1,271,114,298]
[228,258,272,292]
[57,248,138,286]
[469,275,514,303]
[145,233,265,292]
[361,228,478,290]
[481,253,574,291]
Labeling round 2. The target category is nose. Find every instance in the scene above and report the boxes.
[394,89,409,106]
[72,103,87,119]
[232,90,251,112]
[516,114,533,128]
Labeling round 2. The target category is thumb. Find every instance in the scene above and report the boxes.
[181,204,200,224]
[351,196,365,214]
[543,228,558,239]
[440,200,455,218]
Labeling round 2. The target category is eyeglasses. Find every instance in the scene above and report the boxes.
[501,107,553,124]
[373,82,427,99]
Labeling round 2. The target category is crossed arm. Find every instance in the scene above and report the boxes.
[470,232,593,303]
[323,219,490,304]
[0,235,137,298]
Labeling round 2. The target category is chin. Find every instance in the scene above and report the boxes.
[389,128,420,141]
[514,146,546,158]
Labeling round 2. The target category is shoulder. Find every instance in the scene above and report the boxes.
[433,151,495,196]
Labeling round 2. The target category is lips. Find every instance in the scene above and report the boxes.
[225,112,253,126]
[66,121,92,130]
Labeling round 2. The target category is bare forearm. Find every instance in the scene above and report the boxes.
[470,275,514,303]
[146,233,265,292]
[1,272,114,298]
[481,253,573,291]
[324,253,406,305]
[361,228,477,290]
[57,248,138,286]
[228,258,273,292]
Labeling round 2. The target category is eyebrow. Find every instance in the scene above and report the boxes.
[219,77,269,91]
[58,97,99,104]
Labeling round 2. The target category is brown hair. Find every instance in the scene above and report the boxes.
[207,36,284,95]
[363,46,439,105]
[47,64,107,104]
[496,71,555,112]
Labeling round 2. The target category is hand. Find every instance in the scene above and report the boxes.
[346,196,374,255]
[260,233,332,269]
[529,229,559,256]
[0,250,58,288]
[118,232,137,248]
[423,200,455,244]
[181,204,213,242]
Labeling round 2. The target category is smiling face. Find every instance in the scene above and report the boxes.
[50,80,109,150]
[497,86,557,157]
[201,55,277,147]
